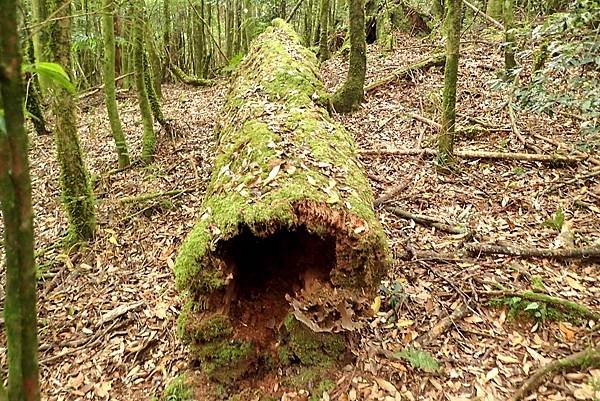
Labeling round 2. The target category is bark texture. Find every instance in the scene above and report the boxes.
[0,0,41,399]
[437,0,462,165]
[48,0,97,241]
[318,0,330,61]
[175,20,389,384]
[132,0,157,163]
[331,0,367,112]
[102,0,131,168]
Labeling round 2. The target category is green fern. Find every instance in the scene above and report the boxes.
[395,347,440,373]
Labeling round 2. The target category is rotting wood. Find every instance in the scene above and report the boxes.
[360,147,584,163]
[365,53,445,94]
[482,290,600,321]
[385,206,469,235]
[463,0,504,30]
[173,19,390,384]
[511,346,600,401]
[466,243,600,259]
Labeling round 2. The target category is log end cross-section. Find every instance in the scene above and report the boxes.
[174,19,391,384]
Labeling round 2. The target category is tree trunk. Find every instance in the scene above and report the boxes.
[318,0,330,61]
[331,0,367,112]
[30,0,50,94]
[102,0,131,168]
[23,36,49,136]
[486,0,502,20]
[437,0,462,165]
[0,1,41,399]
[48,0,97,241]
[175,19,389,384]
[503,0,516,74]
[133,0,157,163]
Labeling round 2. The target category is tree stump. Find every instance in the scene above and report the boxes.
[174,19,390,384]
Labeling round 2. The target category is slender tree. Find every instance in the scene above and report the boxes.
[503,0,516,74]
[133,0,157,163]
[486,0,502,20]
[331,0,367,112]
[102,0,131,168]
[0,0,41,399]
[318,0,330,61]
[30,0,51,94]
[437,0,462,165]
[48,0,97,241]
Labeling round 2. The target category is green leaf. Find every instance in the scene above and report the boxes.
[395,347,440,373]
[23,62,75,93]
[524,302,540,311]
[543,206,564,231]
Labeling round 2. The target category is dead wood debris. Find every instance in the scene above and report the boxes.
[466,242,600,259]
[365,53,445,94]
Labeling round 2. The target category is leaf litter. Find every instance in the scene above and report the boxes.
[0,28,598,401]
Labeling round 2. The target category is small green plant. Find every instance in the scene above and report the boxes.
[543,206,564,231]
[395,347,440,373]
[512,167,526,176]
[530,275,545,292]
[222,53,244,73]
[163,374,194,401]
[490,296,568,322]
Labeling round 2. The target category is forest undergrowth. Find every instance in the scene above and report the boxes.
[0,29,599,401]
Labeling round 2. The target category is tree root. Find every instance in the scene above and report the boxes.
[466,243,600,259]
[511,346,600,401]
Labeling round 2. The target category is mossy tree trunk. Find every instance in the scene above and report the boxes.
[503,0,516,74]
[437,0,462,165]
[143,52,171,136]
[486,0,502,20]
[30,0,50,95]
[133,0,157,163]
[331,0,367,113]
[102,0,131,168]
[0,1,41,399]
[432,0,444,20]
[23,37,49,136]
[175,19,389,385]
[318,0,330,61]
[48,0,97,241]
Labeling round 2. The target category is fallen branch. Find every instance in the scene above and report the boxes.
[385,206,469,235]
[169,64,213,87]
[483,290,600,321]
[413,303,470,346]
[95,301,145,328]
[508,103,542,153]
[118,189,193,205]
[373,179,411,207]
[466,243,600,260]
[360,147,583,164]
[78,72,134,99]
[365,53,445,94]
[285,0,305,23]
[511,346,600,401]
[529,131,600,167]
[463,0,504,30]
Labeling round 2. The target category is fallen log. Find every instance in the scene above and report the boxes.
[169,64,213,87]
[174,19,390,384]
[466,243,600,259]
[360,147,584,164]
[365,53,445,94]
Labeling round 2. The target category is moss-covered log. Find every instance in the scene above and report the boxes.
[174,19,390,384]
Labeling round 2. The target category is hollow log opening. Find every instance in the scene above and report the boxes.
[218,225,336,348]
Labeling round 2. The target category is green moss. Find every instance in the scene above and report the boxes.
[178,308,232,344]
[279,315,345,366]
[163,374,195,401]
[309,379,335,401]
[194,340,255,383]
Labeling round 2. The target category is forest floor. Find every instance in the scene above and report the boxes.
[1,29,599,401]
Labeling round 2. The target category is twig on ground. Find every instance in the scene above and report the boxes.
[466,243,600,259]
[365,53,446,93]
[95,301,145,328]
[385,206,470,235]
[360,147,584,164]
[511,346,600,401]
[413,303,470,347]
[373,179,411,207]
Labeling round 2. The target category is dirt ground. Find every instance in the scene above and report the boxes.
[0,29,599,401]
